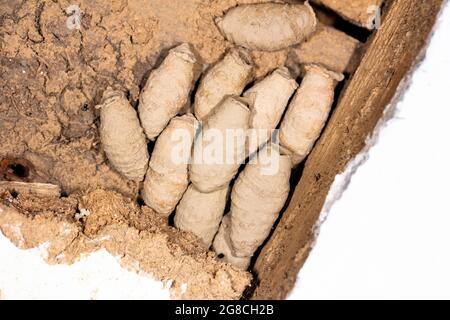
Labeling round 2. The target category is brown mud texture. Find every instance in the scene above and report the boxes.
[0,0,287,196]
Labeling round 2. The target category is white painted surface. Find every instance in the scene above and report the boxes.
[0,235,170,300]
[289,2,450,300]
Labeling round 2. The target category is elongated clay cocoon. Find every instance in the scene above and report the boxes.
[280,64,344,165]
[244,67,298,153]
[174,184,228,247]
[99,88,149,181]
[194,48,253,121]
[190,96,250,193]
[139,43,199,140]
[229,145,292,258]
[141,114,198,215]
[215,3,317,51]
[212,215,251,270]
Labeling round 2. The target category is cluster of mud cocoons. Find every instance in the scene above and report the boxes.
[0,0,371,299]
[98,2,343,270]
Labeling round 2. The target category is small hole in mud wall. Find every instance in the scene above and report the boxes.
[0,158,34,182]
[8,164,29,178]
[310,2,372,42]
[136,196,146,206]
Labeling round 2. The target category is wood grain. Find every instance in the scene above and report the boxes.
[252,0,444,300]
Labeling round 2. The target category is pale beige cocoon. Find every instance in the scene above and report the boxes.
[174,184,228,247]
[280,64,344,165]
[190,96,250,193]
[244,67,298,153]
[229,145,292,258]
[215,3,317,52]
[212,215,251,270]
[141,114,198,215]
[193,48,253,121]
[139,43,199,140]
[99,88,149,181]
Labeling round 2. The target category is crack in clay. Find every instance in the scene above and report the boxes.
[32,2,45,43]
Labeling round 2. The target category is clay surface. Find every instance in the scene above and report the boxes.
[0,0,288,198]
[290,24,362,74]
[312,0,384,29]
[0,188,251,299]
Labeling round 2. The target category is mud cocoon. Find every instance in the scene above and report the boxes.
[174,184,229,247]
[194,48,254,121]
[99,88,149,181]
[213,215,251,270]
[190,96,250,193]
[229,145,292,258]
[244,67,298,153]
[215,3,317,51]
[280,64,344,165]
[139,43,199,140]
[142,114,199,216]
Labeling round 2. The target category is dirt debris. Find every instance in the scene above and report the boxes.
[0,189,251,299]
[311,0,384,29]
